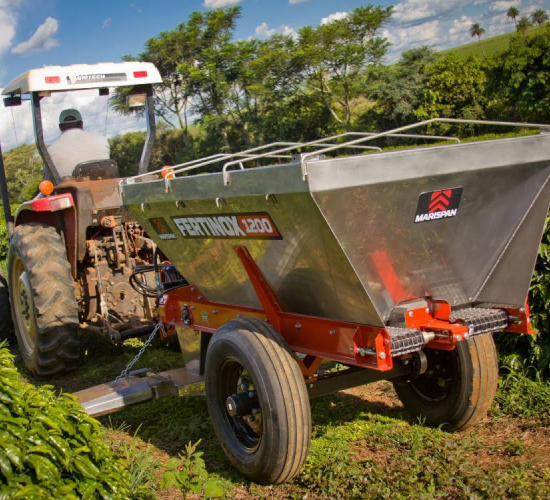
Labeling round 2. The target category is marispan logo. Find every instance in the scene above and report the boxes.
[414,187,463,224]
[429,190,453,213]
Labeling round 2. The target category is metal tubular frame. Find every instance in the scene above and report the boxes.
[123,127,464,187]
[216,118,547,184]
[31,92,61,185]
[0,139,13,238]
[138,85,158,176]
[297,118,550,180]
[122,135,385,188]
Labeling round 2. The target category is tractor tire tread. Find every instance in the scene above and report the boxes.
[8,223,80,376]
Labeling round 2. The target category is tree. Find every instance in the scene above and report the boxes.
[531,9,549,26]
[1,144,42,204]
[110,7,242,152]
[489,25,550,122]
[365,46,437,129]
[517,16,533,34]
[416,54,488,125]
[470,22,486,55]
[298,6,392,128]
[507,7,520,29]
[109,131,146,177]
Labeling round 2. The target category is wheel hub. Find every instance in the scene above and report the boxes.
[410,349,455,403]
[11,257,37,353]
[226,391,259,418]
[219,362,264,452]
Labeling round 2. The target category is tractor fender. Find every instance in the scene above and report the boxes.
[14,193,78,278]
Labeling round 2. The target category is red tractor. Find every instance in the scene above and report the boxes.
[0,62,171,375]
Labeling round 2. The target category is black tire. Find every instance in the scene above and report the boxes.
[393,334,498,431]
[8,223,80,376]
[205,317,311,484]
[0,269,14,337]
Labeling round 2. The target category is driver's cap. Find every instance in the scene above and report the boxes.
[59,108,82,125]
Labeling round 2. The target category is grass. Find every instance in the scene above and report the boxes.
[7,330,550,499]
[441,26,544,60]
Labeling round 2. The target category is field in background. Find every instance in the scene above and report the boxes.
[441,26,543,60]
[8,331,550,499]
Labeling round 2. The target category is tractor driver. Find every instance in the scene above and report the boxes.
[47,108,110,181]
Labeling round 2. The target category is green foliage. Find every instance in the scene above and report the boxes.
[108,427,159,500]
[1,145,42,205]
[493,355,550,417]
[160,440,223,499]
[298,5,392,128]
[489,25,550,122]
[365,46,437,128]
[416,54,488,123]
[109,132,146,178]
[0,342,131,498]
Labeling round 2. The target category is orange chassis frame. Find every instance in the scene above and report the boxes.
[156,246,534,381]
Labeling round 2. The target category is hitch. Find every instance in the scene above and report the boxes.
[75,367,204,418]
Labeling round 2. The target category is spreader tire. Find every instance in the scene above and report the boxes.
[393,334,498,431]
[0,269,14,337]
[205,317,311,484]
[8,223,80,376]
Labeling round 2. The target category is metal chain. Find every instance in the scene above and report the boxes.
[112,323,165,385]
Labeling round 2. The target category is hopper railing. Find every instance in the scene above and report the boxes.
[121,129,464,189]
[220,118,549,184]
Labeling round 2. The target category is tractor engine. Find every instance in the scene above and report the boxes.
[77,218,156,340]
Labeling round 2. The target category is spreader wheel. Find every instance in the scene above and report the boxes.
[8,223,80,376]
[205,317,311,484]
[393,334,498,431]
[0,269,14,337]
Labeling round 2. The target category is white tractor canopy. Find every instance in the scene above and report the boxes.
[2,61,162,95]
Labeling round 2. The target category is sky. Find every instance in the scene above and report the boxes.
[0,0,549,152]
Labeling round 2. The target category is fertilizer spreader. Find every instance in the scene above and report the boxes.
[76,118,550,484]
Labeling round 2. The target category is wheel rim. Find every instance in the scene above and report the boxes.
[410,349,458,403]
[218,357,263,453]
[11,255,37,353]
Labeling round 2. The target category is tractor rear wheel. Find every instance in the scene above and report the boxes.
[205,317,311,484]
[393,334,498,431]
[0,269,14,337]
[8,223,80,376]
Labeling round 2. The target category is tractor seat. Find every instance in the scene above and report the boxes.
[71,159,120,181]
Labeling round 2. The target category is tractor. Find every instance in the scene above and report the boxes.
[0,62,170,375]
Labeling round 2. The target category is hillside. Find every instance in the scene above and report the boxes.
[441,26,543,59]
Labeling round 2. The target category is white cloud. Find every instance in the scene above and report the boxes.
[489,0,520,12]
[383,19,441,53]
[0,1,19,60]
[392,0,476,25]
[0,88,146,152]
[102,17,112,29]
[289,0,309,4]
[321,12,349,25]
[255,22,297,39]
[12,17,59,55]
[203,0,242,8]
[449,15,474,41]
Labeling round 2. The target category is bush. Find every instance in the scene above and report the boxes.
[493,355,550,417]
[0,343,130,499]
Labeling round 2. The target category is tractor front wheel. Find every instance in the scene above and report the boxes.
[8,223,80,376]
[0,269,14,337]
[205,317,311,484]
[393,334,499,431]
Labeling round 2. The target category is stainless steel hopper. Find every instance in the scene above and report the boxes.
[120,119,550,327]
